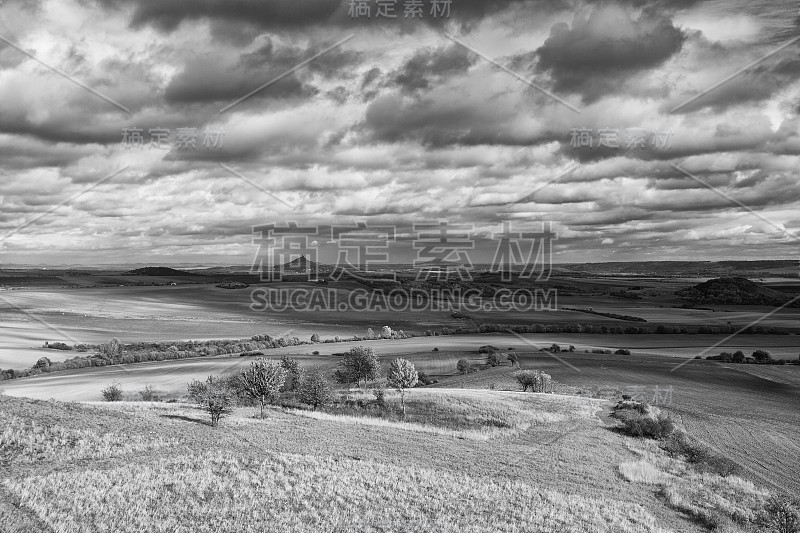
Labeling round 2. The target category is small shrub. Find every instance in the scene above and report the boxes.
[456,359,471,374]
[486,353,501,367]
[432,347,439,352]
[187,376,237,427]
[138,385,159,402]
[618,413,674,439]
[101,382,123,402]
[372,387,387,410]
[312,351,320,356]
[615,348,631,355]
[614,400,648,415]
[416,371,434,386]
[758,495,800,533]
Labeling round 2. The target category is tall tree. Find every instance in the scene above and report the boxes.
[387,358,418,417]
[239,359,286,418]
[298,371,333,410]
[335,346,380,388]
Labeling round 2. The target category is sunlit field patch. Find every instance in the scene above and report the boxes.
[0,414,175,463]
[5,451,671,533]
[289,388,604,440]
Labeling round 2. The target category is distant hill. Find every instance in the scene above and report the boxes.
[126,267,196,276]
[676,277,799,307]
[276,255,332,273]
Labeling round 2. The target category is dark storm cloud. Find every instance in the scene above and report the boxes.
[363,93,562,147]
[93,0,564,33]
[164,39,360,105]
[392,45,476,93]
[536,7,686,103]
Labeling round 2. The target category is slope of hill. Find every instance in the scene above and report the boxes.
[0,390,731,533]
[275,255,333,273]
[676,277,799,307]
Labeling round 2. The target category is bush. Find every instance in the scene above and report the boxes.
[456,359,471,374]
[506,352,519,368]
[312,351,320,355]
[138,385,159,402]
[486,353,502,367]
[34,357,52,369]
[432,347,439,352]
[758,495,800,533]
[615,348,631,355]
[614,400,648,415]
[661,433,738,476]
[45,342,72,351]
[752,349,773,363]
[372,387,387,410]
[298,371,333,411]
[478,345,499,354]
[514,370,552,393]
[618,413,674,439]
[187,376,237,427]
[416,371,434,386]
[101,382,123,402]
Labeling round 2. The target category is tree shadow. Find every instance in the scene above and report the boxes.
[160,413,210,426]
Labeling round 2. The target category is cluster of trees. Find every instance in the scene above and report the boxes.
[421,322,796,337]
[514,370,553,393]
[706,350,800,365]
[182,347,426,426]
[186,356,335,426]
[0,335,308,382]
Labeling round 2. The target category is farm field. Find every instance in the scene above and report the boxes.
[3,333,800,401]
[436,352,800,495]
[2,281,799,369]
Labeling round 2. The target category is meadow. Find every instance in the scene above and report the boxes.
[1,270,798,532]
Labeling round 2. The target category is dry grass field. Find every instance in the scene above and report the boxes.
[1,388,764,533]
[435,351,800,496]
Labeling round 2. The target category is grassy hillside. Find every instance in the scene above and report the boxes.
[0,391,682,532]
[1,386,787,533]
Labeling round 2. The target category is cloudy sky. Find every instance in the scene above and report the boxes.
[0,0,799,266]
